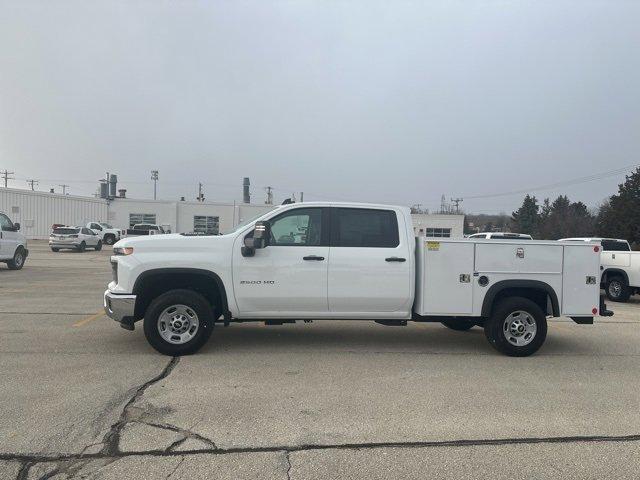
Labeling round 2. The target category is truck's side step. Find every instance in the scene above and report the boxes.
[264,319,297,326]
[374,320,407,327]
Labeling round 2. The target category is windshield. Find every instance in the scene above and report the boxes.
[221,212,270,235]
[99,223,113,229]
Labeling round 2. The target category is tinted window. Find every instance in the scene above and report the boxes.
[601,240,630,252]
[491,234,532,240]
[0,214,12,231]
[332,208,399,248]
[54,228,79,234]
[269,208,323,246]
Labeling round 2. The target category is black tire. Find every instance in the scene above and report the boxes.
[78,241,86,252]
[94,241,103,251]
[7,247,26,270]
[484,297,547,357]
[143,289,215,356]
[104,234,116,245]
[51,248,60,252]
[441,319,475,331]
[605,276,631,303]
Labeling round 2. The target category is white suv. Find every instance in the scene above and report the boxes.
[0,212,28,270]
[50,226,102,252]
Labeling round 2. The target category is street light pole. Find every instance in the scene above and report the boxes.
[151,170,159,200]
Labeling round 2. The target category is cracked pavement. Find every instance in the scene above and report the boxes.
[2,242,640,479]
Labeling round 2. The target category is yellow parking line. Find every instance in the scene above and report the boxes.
[73,311,105,327]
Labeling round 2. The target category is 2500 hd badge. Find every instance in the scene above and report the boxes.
[240,280,275,285]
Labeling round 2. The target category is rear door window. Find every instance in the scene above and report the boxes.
[54,228,79,235]
[601,240,630,251]
[331,208,399,247]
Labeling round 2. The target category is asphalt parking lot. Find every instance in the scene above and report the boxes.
[1,241,640,479]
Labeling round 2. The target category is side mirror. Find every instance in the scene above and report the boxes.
[13,223,20,231]
[253,221,271,249]
[241,221,271,257]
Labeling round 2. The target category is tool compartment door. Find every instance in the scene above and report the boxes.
[421,241,474,315]
[562,245,600,315]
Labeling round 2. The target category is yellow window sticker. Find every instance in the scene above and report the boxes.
[427,241,440,251]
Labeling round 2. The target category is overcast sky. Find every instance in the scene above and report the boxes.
[1,1,638,213]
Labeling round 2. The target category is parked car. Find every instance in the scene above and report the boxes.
[104,202,611,357]
[468,232,533,240]
[50,226,102,252]
[85,222,122,245]
[125,224,167,237]
[0,211,28,270]
[559,237,638,302]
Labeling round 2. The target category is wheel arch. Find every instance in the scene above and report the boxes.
[132,268,229,320]
[601,268,629,286]
[481,280,560,318]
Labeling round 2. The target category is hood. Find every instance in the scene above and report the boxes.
[113,232,232,252]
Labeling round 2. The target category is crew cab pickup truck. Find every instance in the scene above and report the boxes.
[105,202,611,357]
[560,238,638,302]
[85,222,122,246]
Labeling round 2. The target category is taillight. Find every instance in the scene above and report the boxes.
[594,246,600,253]
[592,308,598,315]
[69,234,78,238]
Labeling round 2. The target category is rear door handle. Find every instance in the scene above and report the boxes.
[385,257,406,262]
[303,255,325,261]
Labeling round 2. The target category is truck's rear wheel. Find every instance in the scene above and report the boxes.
[484,297,547,357]
[605,276,631,303]
[143,289,214,356]
[441,319,475,331]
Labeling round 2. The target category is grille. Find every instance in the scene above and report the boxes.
[111,261,118,284]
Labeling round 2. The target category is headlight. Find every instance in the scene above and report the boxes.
[113,247,134,256]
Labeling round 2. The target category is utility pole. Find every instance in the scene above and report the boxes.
[0,170,14,188]
[300,192,304,202]
[197,182,205,202]
[151,170,159,200]
[26,179,39,191]
[265,186,273,205]
[58,184,69,195]
[450,197,463,214]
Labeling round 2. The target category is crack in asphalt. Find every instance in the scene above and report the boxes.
[284,450,292,480]
[99,356,181,457]
[5,432,640,467]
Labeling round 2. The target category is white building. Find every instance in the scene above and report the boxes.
[411,213,464,238]
[1,187,465,239]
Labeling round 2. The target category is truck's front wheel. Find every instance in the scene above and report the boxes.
[484,297,547,357]
[143,289,214,356]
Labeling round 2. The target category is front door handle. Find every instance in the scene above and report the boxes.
[385,257,406,262]
[303,255,325,261]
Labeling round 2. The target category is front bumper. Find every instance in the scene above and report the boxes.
[104,290,136,325]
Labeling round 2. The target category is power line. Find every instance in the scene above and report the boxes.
[462,164,637,200]
[26,179,39,190]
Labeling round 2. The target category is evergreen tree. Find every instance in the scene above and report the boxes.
[597,168,640,244]
[511,195,539,235]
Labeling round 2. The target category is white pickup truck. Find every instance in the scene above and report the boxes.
[560,238,639,302]
[105,202,611,357]
[85,222,122,246]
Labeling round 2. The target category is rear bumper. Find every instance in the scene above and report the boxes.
[49,241,81,248]
[104,290,136,324]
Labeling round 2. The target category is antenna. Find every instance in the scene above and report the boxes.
[265,186,273,205]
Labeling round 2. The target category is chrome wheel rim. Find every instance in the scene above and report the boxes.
[609,281,622,298]
[503,310,537,347]
[14,253,23,267]
[158,304,199,344]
